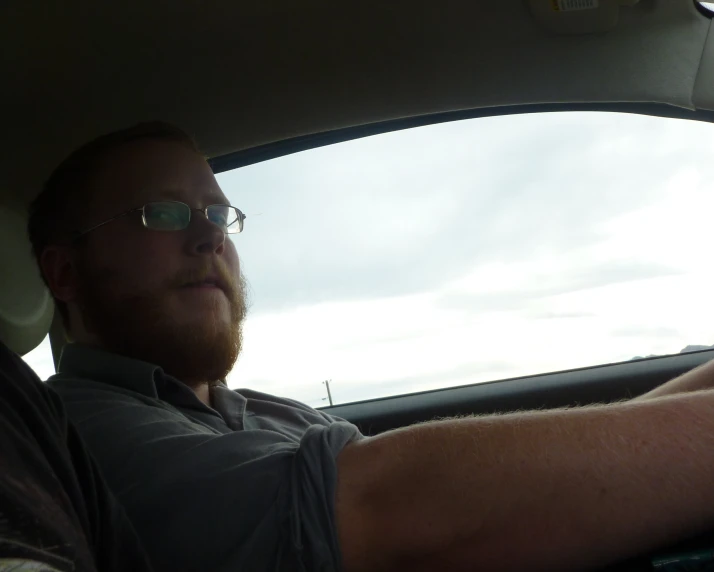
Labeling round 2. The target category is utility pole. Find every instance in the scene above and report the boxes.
[323,379,333,406]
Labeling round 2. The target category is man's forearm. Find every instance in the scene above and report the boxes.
[635,357,714,400]
[337,389,714,572]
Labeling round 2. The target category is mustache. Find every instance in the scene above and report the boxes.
[170,264,240,299]
[172,264,249,322]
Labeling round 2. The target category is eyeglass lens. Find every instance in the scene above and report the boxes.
[142,202,243,234]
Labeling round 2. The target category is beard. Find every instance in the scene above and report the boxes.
[75,259,248,388]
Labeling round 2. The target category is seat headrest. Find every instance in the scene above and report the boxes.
[0,206,53,355]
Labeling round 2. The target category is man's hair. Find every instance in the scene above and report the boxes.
[27,121,201,330]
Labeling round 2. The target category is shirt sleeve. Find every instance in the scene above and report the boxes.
[50,380,362,572]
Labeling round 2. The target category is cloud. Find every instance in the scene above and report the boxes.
[433,258,681,314]
[611,326,682,338]
[324,359,516,406]
[220,112,712,314]
[529,311,594,320]
[235,360,514,408]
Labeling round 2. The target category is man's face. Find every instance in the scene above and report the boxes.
[70,139,248,386]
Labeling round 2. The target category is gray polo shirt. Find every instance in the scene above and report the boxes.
[47,344,364,572]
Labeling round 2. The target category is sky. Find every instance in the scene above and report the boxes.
[22,111,714,408]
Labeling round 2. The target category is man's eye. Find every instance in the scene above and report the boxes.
[152,211,177,224]
[145,205,186,229]
[210,213,228,226]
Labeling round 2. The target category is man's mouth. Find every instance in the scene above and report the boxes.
[182,276,226,291]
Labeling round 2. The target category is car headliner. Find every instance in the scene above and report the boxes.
[1,0,713,209]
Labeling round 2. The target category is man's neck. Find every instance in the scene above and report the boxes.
[72,328,217,407]
[193,382,212,406]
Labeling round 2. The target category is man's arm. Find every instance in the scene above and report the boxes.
[336,387,714,571]
[635,357,714,400]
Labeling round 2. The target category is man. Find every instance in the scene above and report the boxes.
[0,339,153,572]
[29,122,714,571]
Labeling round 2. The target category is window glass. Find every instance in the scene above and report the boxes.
[698,2,714,15]
[219,111,714,407]
[21,335,55,380]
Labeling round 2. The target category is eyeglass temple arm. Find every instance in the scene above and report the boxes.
[73,207,143,239]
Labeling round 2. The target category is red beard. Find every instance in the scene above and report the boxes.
[75,260,249,387]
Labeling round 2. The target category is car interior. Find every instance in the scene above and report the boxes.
[2,1,714,569]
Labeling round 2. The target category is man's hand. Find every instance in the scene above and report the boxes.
[335,369,714,572]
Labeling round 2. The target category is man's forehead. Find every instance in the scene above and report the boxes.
[150,187,228,205]
[92,139,226,208]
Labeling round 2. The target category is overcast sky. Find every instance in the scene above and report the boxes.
[23,111,714,407]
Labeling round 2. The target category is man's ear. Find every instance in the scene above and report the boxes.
[40,245,79,303]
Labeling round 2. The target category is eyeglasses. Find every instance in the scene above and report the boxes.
[74,201,246,239]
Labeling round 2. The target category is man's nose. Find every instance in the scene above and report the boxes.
[186,211,226,255]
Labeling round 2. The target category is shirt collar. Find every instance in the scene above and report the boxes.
[57,343,242,422]
[58,343,162,398]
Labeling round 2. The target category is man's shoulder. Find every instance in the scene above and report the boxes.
[237,387,319,410]
[234,387,351,426]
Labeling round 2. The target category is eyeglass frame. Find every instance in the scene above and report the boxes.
[72,200,246,241]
